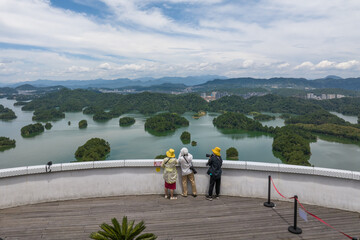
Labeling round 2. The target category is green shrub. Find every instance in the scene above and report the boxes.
[226,147,238,160]
[79,119,88,129]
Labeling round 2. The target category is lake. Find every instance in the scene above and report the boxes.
[1,98,360,171]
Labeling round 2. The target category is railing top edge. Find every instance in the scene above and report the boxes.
[0,160,359,180]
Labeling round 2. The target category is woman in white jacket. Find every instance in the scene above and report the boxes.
[178,147,197,197]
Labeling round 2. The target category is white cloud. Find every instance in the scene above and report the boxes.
[277,63,290,69]
[336,60,360,70]
[315,60,336,69]
[294,62,314,70]
[98,63,112,70]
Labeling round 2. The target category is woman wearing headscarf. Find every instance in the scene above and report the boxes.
[161,148,178,200]
[178,147,197,197]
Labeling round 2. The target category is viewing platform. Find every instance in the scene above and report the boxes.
[0,160,360,239]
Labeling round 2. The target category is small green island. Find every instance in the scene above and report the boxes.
[191,141,197,146]
[253,113,276,121]
[0,136,16,151]
[45,122,52,130]
[32,109,65,122]
[93,111,120,122]
[192,111,206,119]
[14,101,28,106]
[119,117,135,126]
[213,112,268,132]
[79,119,88,129]
[75,138,110,161]
[0,104,17,120]
[144,113,189,134]
[21,123,44,137]
[180,131,191,144]
[226,147,239,160]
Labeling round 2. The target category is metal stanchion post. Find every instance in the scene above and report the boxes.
[264,175,275,208]
[288,195,302,234]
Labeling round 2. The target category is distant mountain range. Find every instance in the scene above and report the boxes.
[195,76,360,91]
[4,75,227,89]
[2,75,360,93]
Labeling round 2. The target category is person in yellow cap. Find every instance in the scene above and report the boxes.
[205,147,223,201]
[161,148,178,200]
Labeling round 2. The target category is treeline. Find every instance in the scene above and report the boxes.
[18,89,360,122]
[312,97,360,116]
[0,104,17,120]
[285,110,349,126]
[22,89,208,121]
[294,123,360,142]
[209,94,322,115]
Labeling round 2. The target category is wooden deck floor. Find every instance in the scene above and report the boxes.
[0,195,359,240]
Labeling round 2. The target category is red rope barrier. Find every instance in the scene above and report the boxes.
[269,176,355,240]
[270,177,294,200]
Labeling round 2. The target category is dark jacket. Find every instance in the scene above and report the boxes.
[206,154,223,178]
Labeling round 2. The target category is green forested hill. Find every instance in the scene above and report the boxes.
[209,94,322,114]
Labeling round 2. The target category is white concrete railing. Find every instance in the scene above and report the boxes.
[0,160,360,212]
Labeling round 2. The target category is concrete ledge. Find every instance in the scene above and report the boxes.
[124,159,155,167]
[246,162,279,172]
[93,160,125,168]
[279,164,314,175]
[222,160,246,169]
[313,167,353,179]
[0,167,27,178]
[61,162,94,171]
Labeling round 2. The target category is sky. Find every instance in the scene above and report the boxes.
[1,0,360,83]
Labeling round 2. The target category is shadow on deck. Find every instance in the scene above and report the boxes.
[0,195,359,239]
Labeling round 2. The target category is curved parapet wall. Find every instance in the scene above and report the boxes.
[0,160,360,212]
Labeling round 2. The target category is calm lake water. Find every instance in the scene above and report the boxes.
[1,98,359,171]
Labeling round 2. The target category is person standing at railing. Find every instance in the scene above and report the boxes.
[161,148,178,200]
[206,147,223,201]
[178,147,197,198]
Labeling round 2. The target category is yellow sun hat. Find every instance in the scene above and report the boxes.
[212,147,221,156]
[166,148,175,158]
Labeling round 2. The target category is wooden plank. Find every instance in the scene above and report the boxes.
[0,195,359,239]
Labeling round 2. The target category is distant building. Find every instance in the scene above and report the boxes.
[201,93,206,98]
[307,93,315,99]
[327,94,336,99]
[336,94,345,99]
